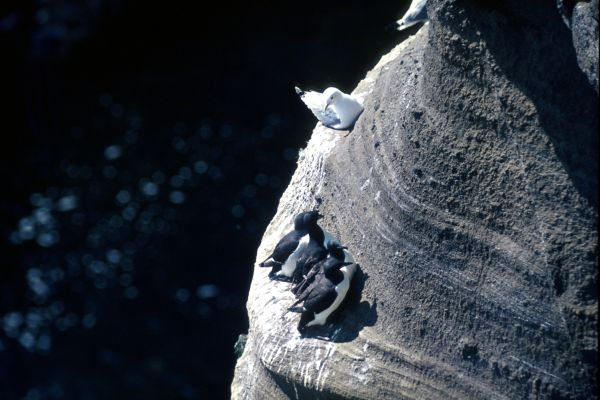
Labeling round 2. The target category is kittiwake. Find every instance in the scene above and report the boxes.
[396,0,428,31]
[295,86,364,130]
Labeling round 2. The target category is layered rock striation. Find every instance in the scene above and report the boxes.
[232,1,598,399]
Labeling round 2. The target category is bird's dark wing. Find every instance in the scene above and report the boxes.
[326,267,345,285]
[303,263,322,282]
[297,246,327,276]
[292,261,324,296]
[298,310,314,332]
[306,247,327,268]
[271,231,305,262]
[289,270,326,308]
[303,280,337,314]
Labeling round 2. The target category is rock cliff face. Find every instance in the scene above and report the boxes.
[232,1,598,399]
[571,0,599,92]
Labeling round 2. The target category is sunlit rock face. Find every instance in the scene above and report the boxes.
[232,1,598,398]
[571,0,599,93]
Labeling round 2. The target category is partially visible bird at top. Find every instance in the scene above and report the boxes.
[396,0,428,31]
[295,86,364,130]
[258,211,323,281]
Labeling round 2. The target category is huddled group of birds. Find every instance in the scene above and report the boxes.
[258,211,357,333]
[295,0,428,129]
[259,2,428,334]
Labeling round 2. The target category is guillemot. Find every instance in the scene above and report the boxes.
[291,240,347,297]
[258,211,322,280]
[291,222,328,285]
[290,259,357,333]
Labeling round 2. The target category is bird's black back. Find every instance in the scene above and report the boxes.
[296,263,344,305]
[296,224,326,272]
[269,210,323,263]
[292,241,345,296]
[296,240,326,277]
[270,230,306,263]
[302,273,338,314]
[327,242,346,262]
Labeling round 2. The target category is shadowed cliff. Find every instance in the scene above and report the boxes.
[232,1,598,399]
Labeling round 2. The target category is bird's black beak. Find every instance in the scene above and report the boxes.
[324,99,331,111]
[341,246,348,250]
[343,262,353,266]
[317,212,324,219]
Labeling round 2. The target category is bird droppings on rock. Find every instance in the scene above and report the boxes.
[232,1,598,398]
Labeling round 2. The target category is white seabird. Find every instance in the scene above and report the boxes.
[295,86,364,130]
[396,0,428,31]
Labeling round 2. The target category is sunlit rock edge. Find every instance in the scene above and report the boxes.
[231,29,422,400]
[232,1,598,398]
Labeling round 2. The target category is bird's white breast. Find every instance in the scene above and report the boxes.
[278,234,309,277]
[306,263,356,327]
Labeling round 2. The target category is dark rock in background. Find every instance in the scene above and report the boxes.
[233,1,598,399]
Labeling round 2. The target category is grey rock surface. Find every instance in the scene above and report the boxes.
[232,1,598,399]
[571,0,599,93]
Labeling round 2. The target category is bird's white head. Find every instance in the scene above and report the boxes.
[323,87,342,110]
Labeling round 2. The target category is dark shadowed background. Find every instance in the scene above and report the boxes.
[0,1,410,398]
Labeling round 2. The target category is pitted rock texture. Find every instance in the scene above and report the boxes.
[232,1,598,399]
[571,0,599,93]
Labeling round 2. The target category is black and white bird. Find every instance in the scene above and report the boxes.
[291,240,348,297]
[295,86,364,130]
[291,223,328,285]
[289,259,358,333]
[396,0,428,31]
[258,211,323,280]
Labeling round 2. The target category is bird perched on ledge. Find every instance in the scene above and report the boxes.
[258,211,323,281]
[291,223,327,285]
[295,86,364,130]
[290,259,357,333]
[291,240,348,297]
[396,0,428,31]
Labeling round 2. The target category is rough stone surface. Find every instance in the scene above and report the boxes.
[232,1,598,399]
[571,0,599,93]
